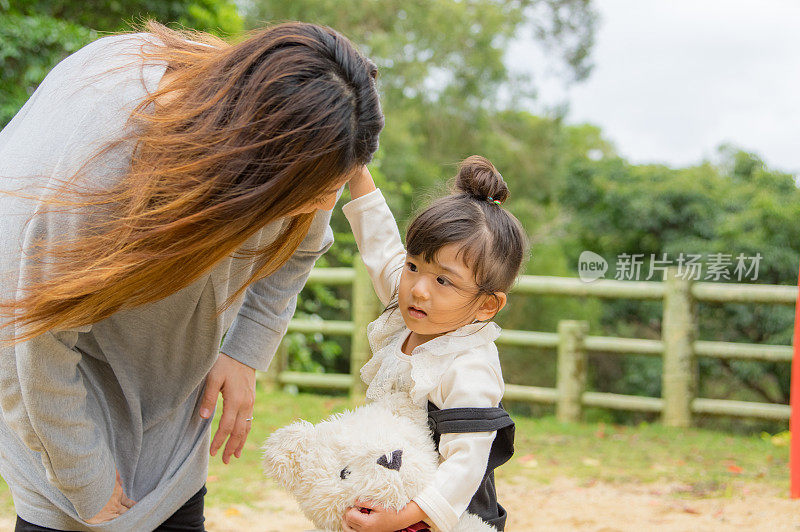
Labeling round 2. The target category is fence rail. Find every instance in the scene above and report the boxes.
[263,261,796,427]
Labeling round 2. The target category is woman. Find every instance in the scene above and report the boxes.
[0,20,383,531]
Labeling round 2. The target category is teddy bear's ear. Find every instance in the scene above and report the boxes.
[262,419,316,490]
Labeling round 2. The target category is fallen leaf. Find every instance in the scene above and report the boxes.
[727,464,743,474]
[595,422,607,439]
[225,507,241,517]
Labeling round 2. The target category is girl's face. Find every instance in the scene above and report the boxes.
[398,243,502,341]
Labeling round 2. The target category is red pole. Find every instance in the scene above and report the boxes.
[791,262,800,498]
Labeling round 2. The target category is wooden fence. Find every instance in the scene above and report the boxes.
[263,260,795,428]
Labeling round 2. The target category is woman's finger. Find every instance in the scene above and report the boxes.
[233,416,252,459]
[199,372,222,420]
[222,410,250,463]
[209,391,237,457]
[207,352,256,461]
[86,505,129,525]
[121,492,136,509]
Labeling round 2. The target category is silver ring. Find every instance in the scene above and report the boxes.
[245,416,254,422]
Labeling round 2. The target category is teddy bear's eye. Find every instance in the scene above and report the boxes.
[340,467,351,480]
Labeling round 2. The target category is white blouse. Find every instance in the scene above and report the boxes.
[342,189,506,532]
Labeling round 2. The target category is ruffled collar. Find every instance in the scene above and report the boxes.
[361,310,501,406]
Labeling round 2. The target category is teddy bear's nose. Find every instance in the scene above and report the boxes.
[377,449,403,471]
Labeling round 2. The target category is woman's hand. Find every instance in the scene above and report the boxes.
[86,470,135,524]
[342,501,428,532]
[348,165,377,200]
[199,352,256,464]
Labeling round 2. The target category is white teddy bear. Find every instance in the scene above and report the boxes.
[262,392,494,532]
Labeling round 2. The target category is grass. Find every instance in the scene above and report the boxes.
[502,414,789,496]
[0,383,791,520]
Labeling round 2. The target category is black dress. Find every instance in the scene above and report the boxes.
[427,402,515,531]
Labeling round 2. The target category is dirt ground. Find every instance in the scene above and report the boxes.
[200,477,800,532]
[1,477,796,531]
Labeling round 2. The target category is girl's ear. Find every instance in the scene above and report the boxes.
[475,292,507,321]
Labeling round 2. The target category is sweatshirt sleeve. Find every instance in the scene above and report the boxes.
[341,189,406,306]
[221,207,334,371]
[412,353,505,531]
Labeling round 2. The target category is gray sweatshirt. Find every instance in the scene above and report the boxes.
[0,33,333,530]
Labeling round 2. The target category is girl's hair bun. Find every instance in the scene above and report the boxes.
[454,155,509,203]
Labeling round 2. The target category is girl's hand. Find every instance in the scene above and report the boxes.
[86,470,135,524]
[342,501,428,532]
[342,503,398,532]
[199,352,256,464]
[348,165,377,200]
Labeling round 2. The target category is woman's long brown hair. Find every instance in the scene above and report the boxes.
[1,20,383,342]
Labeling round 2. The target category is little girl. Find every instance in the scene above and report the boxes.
[340,156,527,532]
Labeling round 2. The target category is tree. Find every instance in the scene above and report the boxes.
[0,0,243,126]
[559,147,798,426]
[246,0,596,105]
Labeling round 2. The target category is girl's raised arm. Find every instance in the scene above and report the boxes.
[343,166,406,305]
[348,165,377,200]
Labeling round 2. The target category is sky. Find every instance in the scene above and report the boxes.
[506,0,800,174]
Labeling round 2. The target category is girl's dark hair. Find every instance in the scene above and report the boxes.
[406,156,527,297]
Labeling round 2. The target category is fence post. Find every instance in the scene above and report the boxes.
[661,266,697,427]
[350,256,380,398]
[557,320,589,422]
